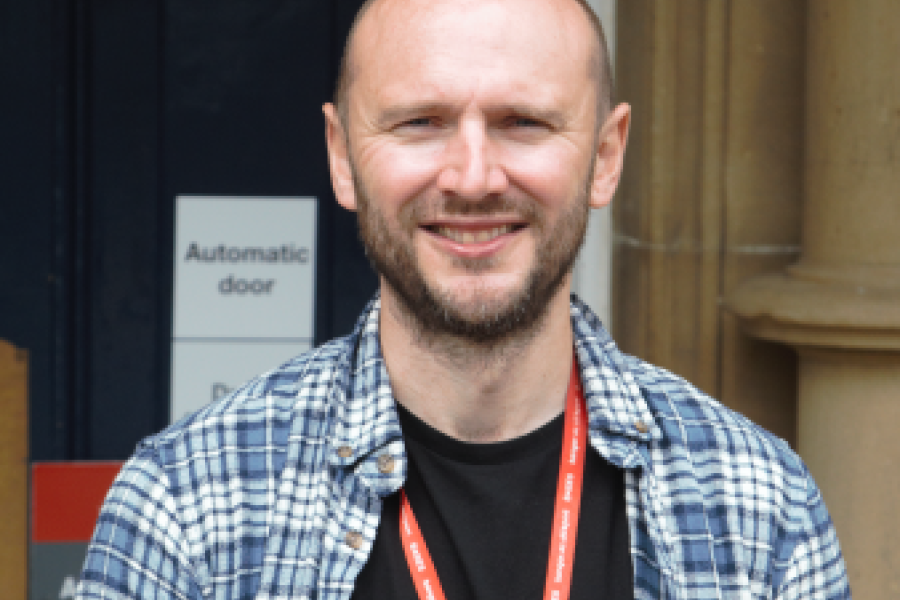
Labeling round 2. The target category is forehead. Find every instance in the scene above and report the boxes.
[349,0,597,111]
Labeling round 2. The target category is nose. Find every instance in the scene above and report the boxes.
[437,118,508,200]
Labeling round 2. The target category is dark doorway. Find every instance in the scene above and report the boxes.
[1,0,375,461]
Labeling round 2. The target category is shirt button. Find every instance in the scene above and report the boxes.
[336,445,353,459]
[345,531,364,550]
[377,454,396,474]
[635,420,649,434]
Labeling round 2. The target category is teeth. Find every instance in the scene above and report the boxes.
[436,225,514,243]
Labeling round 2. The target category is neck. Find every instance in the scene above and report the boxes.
[379,286,575,443]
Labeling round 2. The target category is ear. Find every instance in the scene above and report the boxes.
[589,103,631,209]
[323,103,358,212]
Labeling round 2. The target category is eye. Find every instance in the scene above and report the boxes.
[400,116,438,128]
[390,116,445,139]
[501,114,554,134]
[500,114,554,141]
[509,116,543,128]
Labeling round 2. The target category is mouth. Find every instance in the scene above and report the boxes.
[420,220,527,260]
[431,224,519,244]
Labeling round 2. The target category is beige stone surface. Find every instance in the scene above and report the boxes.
[804,1,900,269]
[721,255,799,446]
[616,4,900,592]
[725,0,900,596]
[724,1,805,249]
[719,1,806,446]
[614,0,727,396]
[614,0,805,439]
[0,340,28,600]
[798,349,900,599]
[730,270,900,350]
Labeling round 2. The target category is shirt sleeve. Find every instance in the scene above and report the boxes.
[774,468,852,599]
[75,447,203,600]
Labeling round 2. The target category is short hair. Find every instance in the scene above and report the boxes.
[333,0,614,126]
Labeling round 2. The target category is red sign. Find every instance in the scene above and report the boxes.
[31,462,123,543]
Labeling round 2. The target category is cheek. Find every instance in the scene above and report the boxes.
[500,145,588,210]
[356,141,443,210]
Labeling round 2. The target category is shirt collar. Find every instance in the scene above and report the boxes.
[568,296,662,468]
[327,297,407,495]
[329,294,660,493]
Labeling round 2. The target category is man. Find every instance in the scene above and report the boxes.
[77,0,851,598]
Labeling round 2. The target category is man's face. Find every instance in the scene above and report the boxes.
[354,161,591,342]
[327,0,620,342]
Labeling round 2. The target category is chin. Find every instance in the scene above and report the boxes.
[431,280,524,312]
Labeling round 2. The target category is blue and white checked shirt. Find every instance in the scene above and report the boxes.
[77,296,850,599]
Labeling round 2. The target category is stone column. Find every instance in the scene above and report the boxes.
[729,1,900,597]
[614,0,806,444]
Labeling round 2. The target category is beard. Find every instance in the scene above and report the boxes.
[354,172,591,345]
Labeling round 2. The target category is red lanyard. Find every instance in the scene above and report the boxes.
[399,359,588,600]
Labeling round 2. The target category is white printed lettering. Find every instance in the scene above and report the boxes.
[402,513,411,535]
[410,542,427,572]
[563,472,574,502]
[59,577,78,600]
[185,242,310,264]
[569,437,579,465]
[218,275,276,295]
[211,382,233,402]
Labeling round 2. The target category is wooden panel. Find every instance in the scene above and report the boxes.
[0,340,28,600]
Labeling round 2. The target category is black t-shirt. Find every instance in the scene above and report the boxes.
[351,404,633,600]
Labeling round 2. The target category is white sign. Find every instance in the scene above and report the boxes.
[171,196,317,420]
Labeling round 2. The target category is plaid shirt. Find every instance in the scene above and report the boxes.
[77,296,850,599]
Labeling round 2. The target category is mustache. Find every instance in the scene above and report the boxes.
[350,161,540,222]
[405,195,539,221]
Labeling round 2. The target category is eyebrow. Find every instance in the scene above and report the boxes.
[375,103,450,128]
[375,102,568,129]
[496,105,567,129]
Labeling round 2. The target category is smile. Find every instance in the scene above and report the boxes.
[432,224,518,244]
